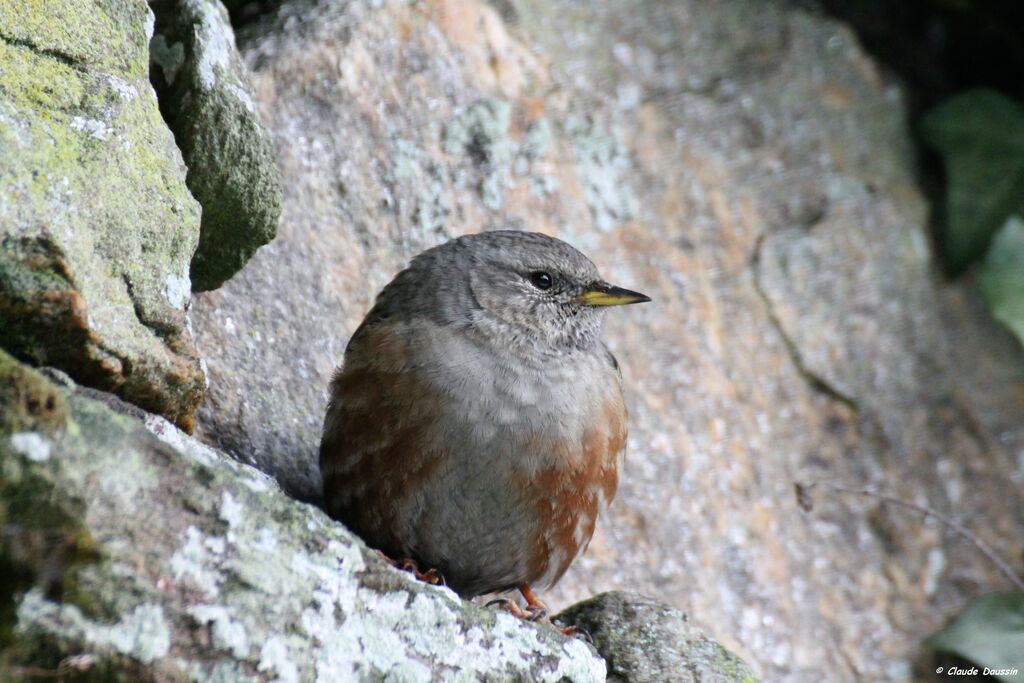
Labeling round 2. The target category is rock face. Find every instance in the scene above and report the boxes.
[557,592,758,683]
[1,1,758,679]
[0,350,609,681]
[187,0,1024,680]
[150,0,282,292]
[0,0,205,429]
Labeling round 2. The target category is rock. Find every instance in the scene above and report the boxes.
[188,0,1024,679]
[0,0,204,430]
[0,349,607,681]
[189,0,564,501]
[150,0,281,292]
[557,592,758,683]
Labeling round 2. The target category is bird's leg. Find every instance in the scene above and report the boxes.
[518,584,549,621]
[520,584,593,642]
[486,596,532,619]
[484,585,549,620]
[376,550,444,585]
[488,584,586,637]
[397,558,444,585]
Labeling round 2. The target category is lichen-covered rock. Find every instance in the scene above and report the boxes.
[0,349,606,681]
[0,0,204,429]
[150,0,281,291]
[557,592,758,683]
[188,0,1024,680]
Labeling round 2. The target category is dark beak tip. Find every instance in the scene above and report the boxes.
[608,284,651,304]
[578,281,651,306]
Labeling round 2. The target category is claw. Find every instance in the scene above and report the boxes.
[377,551,445,586]
[418,567,444,585]
[553,622,593,643]
[526,606,548,622]
[485,585,588,640]
[518,583,551,622]
[487,597,531,619]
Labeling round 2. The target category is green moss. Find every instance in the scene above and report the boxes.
[0,357,174,682]
[0,9,204,427]
[149,0,281,291]
[0,0,149,77]
[557,592,758,682]
[0,457,102,645]
[0,355,105,673]
[0,348,67,434]
[175,84,281,291]
[0,41,86,111]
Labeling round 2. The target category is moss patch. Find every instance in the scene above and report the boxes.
[0,0,150,77]
[0,353,105,677]
[150,0,281,291]
[0,2,204,428]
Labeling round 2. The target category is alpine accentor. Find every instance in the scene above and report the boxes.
[320,231,649,611]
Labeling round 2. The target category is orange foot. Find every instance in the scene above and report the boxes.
[487,584,592,641]
[377,551,445,586]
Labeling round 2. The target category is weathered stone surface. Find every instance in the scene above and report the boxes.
[557,592,757,683]
[150,0,281,292]
[188,0,1024,680]
[0,0,204,429]
[0,350,606,681]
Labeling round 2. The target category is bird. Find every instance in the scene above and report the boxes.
[319,230,649,620]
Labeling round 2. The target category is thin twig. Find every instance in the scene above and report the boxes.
[797,481,1024,592]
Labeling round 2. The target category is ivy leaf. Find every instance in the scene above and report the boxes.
[926,592,1024,682]
[921,90,1024,273]
[978,216,1024,347]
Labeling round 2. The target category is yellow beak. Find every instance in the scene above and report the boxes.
[574,281,651,307]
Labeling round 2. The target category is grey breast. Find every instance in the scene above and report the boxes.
[388,319,613,595]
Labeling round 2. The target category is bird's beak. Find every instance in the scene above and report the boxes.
[574,281,652,307]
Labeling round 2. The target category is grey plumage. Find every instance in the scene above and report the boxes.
[319,230,647,597]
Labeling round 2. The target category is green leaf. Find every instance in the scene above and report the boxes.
[921,90,1024,273]
[926,592,1024,683]
[978,216,1024,347]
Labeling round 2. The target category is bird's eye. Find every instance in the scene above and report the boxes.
[528,271,553,290]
